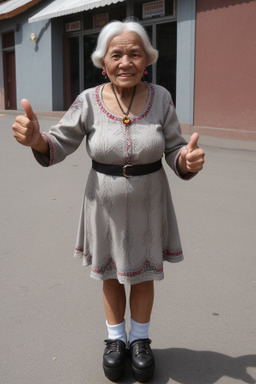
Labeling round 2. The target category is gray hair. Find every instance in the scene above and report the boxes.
[91,20,159,68]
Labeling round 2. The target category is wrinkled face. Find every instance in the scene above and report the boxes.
[102,31,147,88]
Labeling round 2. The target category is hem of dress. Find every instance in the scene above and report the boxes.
[74,249,183,284]
[90,271,164,285]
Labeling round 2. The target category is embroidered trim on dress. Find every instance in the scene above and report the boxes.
[74,247,182,277]
[43,133,55,165]
[174,147,185,178]
[32,132,54,167]
[95,82,154,124]
[125,125,132,164]
[91,256,163,278]
[75,247,84,253]
[163,249,183,258]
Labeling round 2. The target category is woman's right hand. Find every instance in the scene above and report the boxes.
[12,99,49,155]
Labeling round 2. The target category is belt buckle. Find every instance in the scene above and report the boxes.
[123,164,133,178]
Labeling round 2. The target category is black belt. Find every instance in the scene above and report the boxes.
[92,159,162,178]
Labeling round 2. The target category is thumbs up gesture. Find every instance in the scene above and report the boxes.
[12,99,49,155]
[178,133,205,175]
[12,99,41,147]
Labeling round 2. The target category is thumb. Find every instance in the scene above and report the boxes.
[187,132,199,152]
[21,99,37,122]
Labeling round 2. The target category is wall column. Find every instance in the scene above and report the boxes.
[176,0,196,125]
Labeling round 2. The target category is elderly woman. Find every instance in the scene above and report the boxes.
[12,20,204,382]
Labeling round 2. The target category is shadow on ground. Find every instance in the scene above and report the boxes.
[119,348,256,383]
[152,348,256,384]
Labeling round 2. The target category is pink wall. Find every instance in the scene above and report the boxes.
[194,0,256,133]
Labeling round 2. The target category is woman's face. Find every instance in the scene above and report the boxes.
[103,31,147,89]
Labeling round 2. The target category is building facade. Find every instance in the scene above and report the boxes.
[193,0,256,140]
[0,0,255,140]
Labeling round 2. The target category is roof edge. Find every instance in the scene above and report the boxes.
[28,0,124,23]
[0,0,43,20]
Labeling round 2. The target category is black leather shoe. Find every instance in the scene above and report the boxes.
[103,339,126,381]
[130,338,155,382]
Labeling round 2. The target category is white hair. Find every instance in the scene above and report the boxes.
[91,20,159,68]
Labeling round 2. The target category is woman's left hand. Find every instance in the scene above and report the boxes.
[178,132,205,175]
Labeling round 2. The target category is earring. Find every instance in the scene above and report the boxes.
[102,70,106,76]
[144,69,148,75]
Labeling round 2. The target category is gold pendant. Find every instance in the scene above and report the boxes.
[122,116,131,126]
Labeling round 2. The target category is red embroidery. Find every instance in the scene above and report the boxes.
[163,249,183,258]
[43,133,54,165]
[95,85,120,122]
[75,247,84,253]
[91,257,163,277]
[95,82,154,124]
[75,248,175,277]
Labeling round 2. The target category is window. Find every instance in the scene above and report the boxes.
[2,30,14,49]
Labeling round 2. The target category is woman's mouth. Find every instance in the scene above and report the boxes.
[118,73,134,78]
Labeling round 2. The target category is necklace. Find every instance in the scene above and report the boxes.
[111,83,136,126]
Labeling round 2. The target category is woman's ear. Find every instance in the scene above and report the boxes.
[100,57,105,68]
[101,62,107,75]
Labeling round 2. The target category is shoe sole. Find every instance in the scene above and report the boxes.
[103,362,125,381]
[132,363,155,382]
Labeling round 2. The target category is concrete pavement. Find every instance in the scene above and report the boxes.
[1,111,256,384]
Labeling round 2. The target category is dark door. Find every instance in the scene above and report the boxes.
[84,33,102,90]
[145,21,177,103]
[64,36,80,109]
[156,22,177,102]
[4,50,17,109]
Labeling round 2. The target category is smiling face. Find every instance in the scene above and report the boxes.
[102,31,148,89]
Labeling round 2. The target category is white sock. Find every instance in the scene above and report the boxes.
[129,318,150,344]
[106,319,127,344]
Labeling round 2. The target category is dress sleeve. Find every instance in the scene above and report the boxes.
[33,93,88,167]
[163,92,195,180]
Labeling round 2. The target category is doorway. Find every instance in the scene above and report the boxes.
[64,36,80,109]
[2,31,17,109]
[84,33,102,90]
[145,21,177,103]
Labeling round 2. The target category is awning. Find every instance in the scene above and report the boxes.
[0,0,43,20]
[29,0,125,23]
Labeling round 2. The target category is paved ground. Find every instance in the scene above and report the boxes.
[1,111,256,384]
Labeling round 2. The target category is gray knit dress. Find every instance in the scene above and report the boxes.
[34,82,193,285]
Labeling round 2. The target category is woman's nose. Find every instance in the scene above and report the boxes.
[120,55,131,67]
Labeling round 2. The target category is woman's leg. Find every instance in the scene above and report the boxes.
[103,279,154,324]
[130,280,154,323]
[103,279,126,325]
